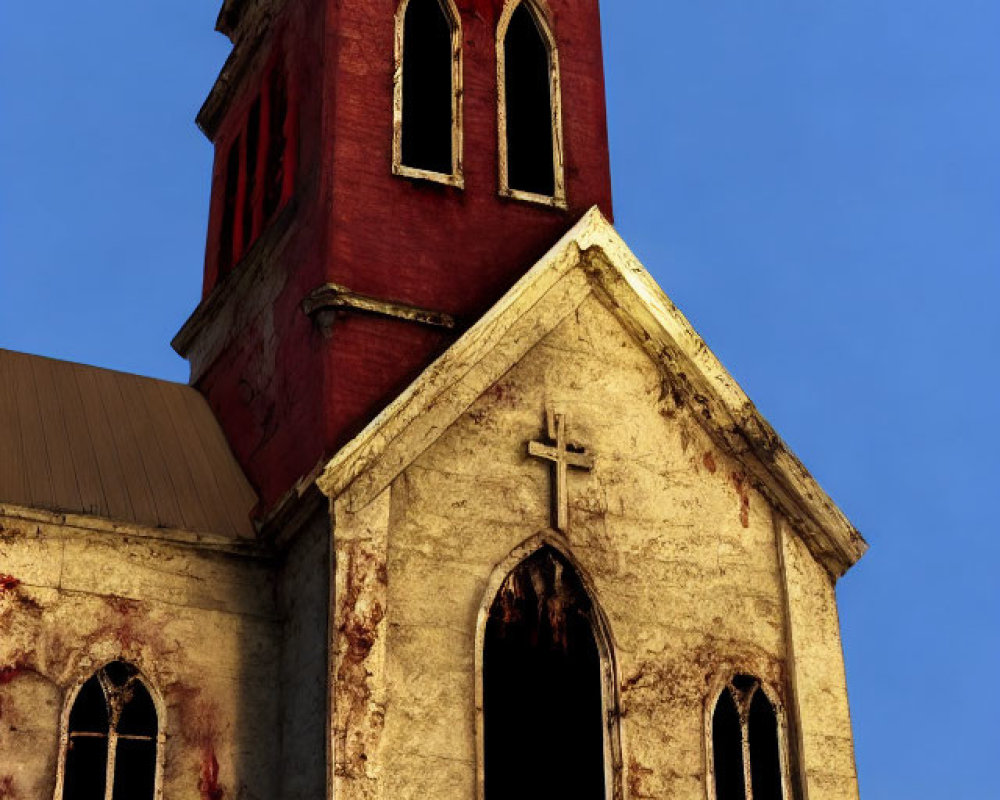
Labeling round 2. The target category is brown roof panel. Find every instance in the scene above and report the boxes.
[0,349,258,538]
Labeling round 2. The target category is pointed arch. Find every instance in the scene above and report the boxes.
[497,0,566,207]
[54,661,166,800]
[393,0,464,186]
[705,673,793,800]
[475,532,622,800]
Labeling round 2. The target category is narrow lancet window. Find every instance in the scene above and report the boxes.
[213,58,295,284]
[61,662,160,800]
[710,675,787,800]
[217,136,240,277]
[242,96,262,251]
[395,0,461,181]
[500,2,562,201]
[483,547,605,800]
[748,688,783,800]
[712,685,746,800]
[264,67,289,221]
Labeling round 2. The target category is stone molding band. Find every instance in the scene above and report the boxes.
[302,282,457,331]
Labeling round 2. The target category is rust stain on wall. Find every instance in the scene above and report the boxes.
[702,451,717,474]
[0,775,18,800]
[627,758,655,799]
[101,595,147,650]
[169,685,229,799]
[0,654,32,686]
[730,471,751,529]
[334,544,387,783]
[0,575,41,616]
[198,746,226,800]
[621,639,785,722]
[470,380,522,426]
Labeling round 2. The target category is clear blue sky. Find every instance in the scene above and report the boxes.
[2,2,997,796]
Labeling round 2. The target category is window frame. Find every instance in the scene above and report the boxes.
[474,532,622,800]
[392,0,465,188]
[704,673,794,800]
[496,0,567,209]
[53,663,166,800]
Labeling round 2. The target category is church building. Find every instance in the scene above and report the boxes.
[0,1,867,798]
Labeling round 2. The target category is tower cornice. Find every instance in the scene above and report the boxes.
[198,3,278,138]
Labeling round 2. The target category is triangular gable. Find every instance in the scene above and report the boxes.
[317,207,867,578]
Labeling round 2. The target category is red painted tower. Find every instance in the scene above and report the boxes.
[174,0,613,513]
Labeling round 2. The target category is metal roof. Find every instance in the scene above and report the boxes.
[0,349,258,538]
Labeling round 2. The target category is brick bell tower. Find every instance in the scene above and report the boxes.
[174,0,613,513]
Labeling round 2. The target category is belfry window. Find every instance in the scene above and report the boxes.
[393,0,463,184]
[217,135,241,276]
[483,547,607,800]
[215,62,295,281]
[498,1,564,205]
[60,661,161,800]
[710,675,787,800]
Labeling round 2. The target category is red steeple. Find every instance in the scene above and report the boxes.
[174,0,613,514]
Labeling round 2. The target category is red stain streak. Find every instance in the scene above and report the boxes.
[0,775,16,799]
[730,472,751,529]
[0,575,20,595]
[0,657,29,685]
[102,596,142,649]
[199,747,225,800]
[103,595,139,615]
[702,452,717,474]
[627,758,655,799]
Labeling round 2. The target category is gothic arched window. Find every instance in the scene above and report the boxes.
[709,675,788,800]
[482,546,608,800]
[59,661,161,800]
[393,0,463,185]
[498,1,565,205]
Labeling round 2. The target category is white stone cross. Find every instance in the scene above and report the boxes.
[527,410,594,533]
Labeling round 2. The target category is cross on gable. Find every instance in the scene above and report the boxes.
[527,410,595,533]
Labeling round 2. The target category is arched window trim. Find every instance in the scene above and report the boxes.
[474,531,622,800]
[704,672,793,800]
[392,0,465,187]
[53,662,166,800]
[496,0,566,209]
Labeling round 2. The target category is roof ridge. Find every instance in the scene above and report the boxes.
[0,347,192,391]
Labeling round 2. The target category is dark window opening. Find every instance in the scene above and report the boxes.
[215,61,295,282]
[112,739,157,800]
[749,688,783,800]
[242,96,262,251]
[504,4,555,197]
[63,661,158,800]
[68,675,109,735]
[218,136,241,277]
[401,0,454,174]
[483,547,605,800]
[712,685,746,800]
[264,68,289,220]
[116,681,158,737]
[64,737,108,800]
[711,676,785,800]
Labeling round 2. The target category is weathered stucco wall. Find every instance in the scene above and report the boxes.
[779,520,861,800]
[0,509,281,800]
[331,292,859,800]
[276,507,332,799]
